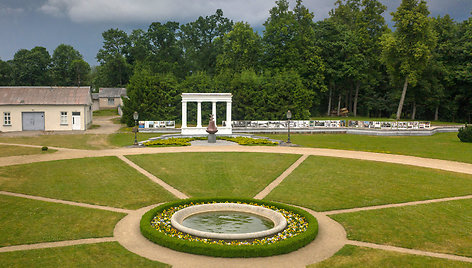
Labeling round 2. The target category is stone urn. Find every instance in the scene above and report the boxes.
[206,114,218,143]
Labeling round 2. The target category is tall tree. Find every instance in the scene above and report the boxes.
[0,59,12,85]
[216,22,262,72]
[263,0,325,114]
[71,59,91,86]
[96,28,131,86]
[381,0,436,120]
[146,21,184,76]
[11,47,51,86]
[179,9,233,74]
[51,44,83,85]
[122,65,179,126]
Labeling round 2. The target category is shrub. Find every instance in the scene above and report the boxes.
[217,136,278,146]
[458,124,472,143]
[140,197,317,258]
[41,146,48,151]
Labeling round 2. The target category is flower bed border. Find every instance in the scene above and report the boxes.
[140,197,318,258]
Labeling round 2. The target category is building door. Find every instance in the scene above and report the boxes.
[72,112,81,130]
[22,112,45,131]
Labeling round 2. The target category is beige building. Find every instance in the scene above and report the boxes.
[0,86,92,132]
[92,87,127,111]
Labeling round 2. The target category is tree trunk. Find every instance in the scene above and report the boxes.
[337,94,341,116]
[327,85,333,116]
[396,76,409,120]
[353,81,360,117]
[434,105,439,121]
[411,100,416,120]
[348,84,353,112]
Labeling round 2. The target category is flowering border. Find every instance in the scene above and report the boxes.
[140,197,318,258]
[151,201,306,246]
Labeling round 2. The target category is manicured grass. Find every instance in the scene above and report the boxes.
[0,195,124,247]
[331,199,472,257]
[265,156,472,211]
[310,245,471,268]
[93,109,118,116]
[0,145,56,157]
[0,134,112,150]
[0,242,169,267]
[0,133,170,150]
[126,152,300,197]
[263,132,472,163]
[0,156,176,209]
[108,133,174,147]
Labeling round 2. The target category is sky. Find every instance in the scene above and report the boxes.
[1,0,471,65]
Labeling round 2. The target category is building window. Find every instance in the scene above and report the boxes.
[108,98,115,106]
[3,112,11,126]
[60,112,68,125]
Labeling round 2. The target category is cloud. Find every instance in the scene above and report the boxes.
[38,0,279,26]
[0,7,25,15]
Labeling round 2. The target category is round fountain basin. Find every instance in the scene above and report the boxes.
[171,203,287,240]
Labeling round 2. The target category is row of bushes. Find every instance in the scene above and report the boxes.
[218,136,278,145]
[140,197,318,258]
[142,136,278,147]
[141,137,205,147]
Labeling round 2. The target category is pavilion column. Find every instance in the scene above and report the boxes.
[197,101,202,128]
[212,101,217,126]
[181,101,187,128]
[226,101,232,127]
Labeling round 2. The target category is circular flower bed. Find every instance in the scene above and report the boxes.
[140,197,318,258]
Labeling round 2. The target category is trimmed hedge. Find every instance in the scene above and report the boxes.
[218,136,278,146]
[140,197,318,258]
[458,124,472,143]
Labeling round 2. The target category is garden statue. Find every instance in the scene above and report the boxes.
[206,114,218,143]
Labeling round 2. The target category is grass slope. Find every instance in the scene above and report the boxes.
[0,242,169,267]
[0,195,124,247]
[126,152,300,198]
[331,199,472,257]
[264,133,472,163]
[0,145,56,157]
[0,156,176,209]
[310,245,471,268]
[266,156,472,211]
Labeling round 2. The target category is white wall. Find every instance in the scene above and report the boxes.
[0,105,92,132]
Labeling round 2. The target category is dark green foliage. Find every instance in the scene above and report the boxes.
[41,146,48,151]
[458,125,472,143]
[10,47,51,86]
[121,66,179,126]
[140,197,318,258]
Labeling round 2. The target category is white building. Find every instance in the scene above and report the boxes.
[0,86,93,132]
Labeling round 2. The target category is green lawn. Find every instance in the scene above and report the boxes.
[263,132,472,164]
[0,145,56,157]
[0,133,172,150]
[331,199,472,257]
[0,134,112,150]
[93,109,118,116]
[310,245,471,268]
[108,133,174,147]
[265,155,472,211]
[0,195,124,247]
[0,242,169,267]
[0,156,176,209]
[126,152,300,198]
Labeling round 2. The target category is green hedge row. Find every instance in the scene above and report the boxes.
[140,197,318,258]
